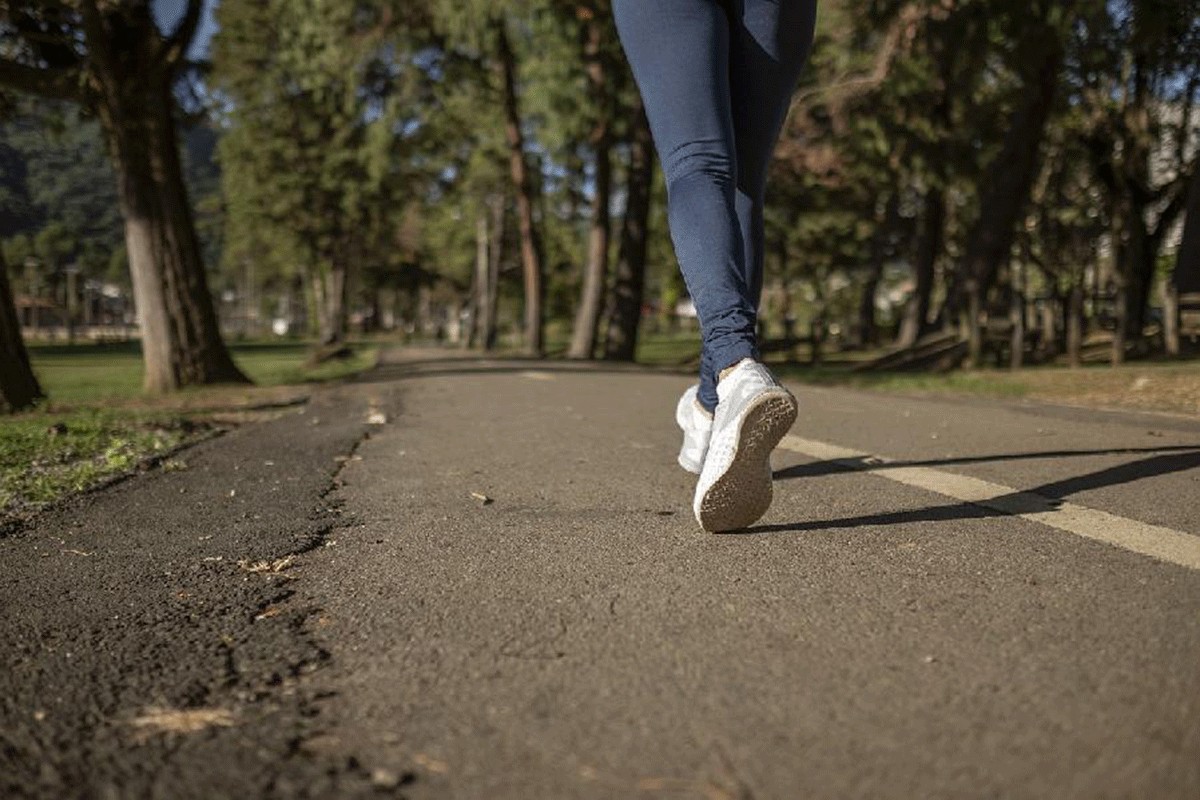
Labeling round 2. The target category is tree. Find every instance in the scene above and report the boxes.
[216,0,438,350]
[959,24,1064,367]
[0,246,42,412]
[1076,0,1200,360]
[0,1,248,392]
[603,99,654,361]
[1177,168,1200,294]
[0,101,123,251]
[493,16,546,355]
[566,1,616,359]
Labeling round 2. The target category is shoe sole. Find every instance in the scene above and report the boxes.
[696,390,797,532]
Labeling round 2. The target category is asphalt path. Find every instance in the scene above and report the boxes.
[3,348,1198,799]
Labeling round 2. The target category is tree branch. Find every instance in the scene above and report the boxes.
[77,0,116,78]
[1151,157,1198,245]
[791,4,916,110]
[0,58,82,101]
[160,0,204,70]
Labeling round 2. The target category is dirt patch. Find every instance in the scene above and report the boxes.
[1017,365,1200,417]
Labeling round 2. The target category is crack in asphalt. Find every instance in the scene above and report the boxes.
[0,390,403,800]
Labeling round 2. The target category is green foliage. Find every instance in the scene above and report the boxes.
[767,0,1199,353]
[214,0,436,330]
[0,409,201,512]
[8,0,1199,363]
[0,103,121,267]
[0,97,227,290]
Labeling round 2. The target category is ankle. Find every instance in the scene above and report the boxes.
[718,358,755,383]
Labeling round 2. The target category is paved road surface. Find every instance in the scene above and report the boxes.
[3,347,1199,799]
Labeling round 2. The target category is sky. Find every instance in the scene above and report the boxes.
[150,0,220,60]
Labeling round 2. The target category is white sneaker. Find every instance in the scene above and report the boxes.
[693,360,797,532]
[675,384,712,474]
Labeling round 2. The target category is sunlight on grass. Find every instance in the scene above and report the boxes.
[25,340,378,405]
[635,332,700,366]
[2,340,379,519]
[0,410,205,515]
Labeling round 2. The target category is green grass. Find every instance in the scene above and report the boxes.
[630,331,1198,412]
[634,330,701,366]
[773,364,1032,398]
[27,340,378,405]
[0,410,203,514]
[2,339,379,520]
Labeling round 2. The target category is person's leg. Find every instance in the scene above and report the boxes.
[728,0,819,307]
[612,0,757,413]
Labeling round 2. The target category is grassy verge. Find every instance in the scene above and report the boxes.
[1,340,379,522]
[629,331,1199,416]
[0,411,205,516]
[27,339,377,406]
[772,358,1200,416]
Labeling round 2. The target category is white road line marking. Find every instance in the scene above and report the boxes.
[778,434,1200,572]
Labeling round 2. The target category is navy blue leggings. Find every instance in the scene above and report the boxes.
[613,0,817,411]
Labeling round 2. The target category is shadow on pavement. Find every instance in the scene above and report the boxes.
[747,449,1200,535]
[354,354,696,385]
[358,350,1200,537]
[773,444,1200,480]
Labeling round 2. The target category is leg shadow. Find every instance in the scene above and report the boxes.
[743,449,1200,535]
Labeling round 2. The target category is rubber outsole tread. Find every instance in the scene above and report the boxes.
[696,391,797,532]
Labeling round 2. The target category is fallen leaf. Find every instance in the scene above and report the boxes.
[413,752,448,774]
[129,707,235,739]
[238,556,295,574]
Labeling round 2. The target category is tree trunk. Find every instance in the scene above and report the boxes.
[320,264,348,347]
[0,249,43,412]
[417,285,433,338]
[604,101,654,361]
[484,195,503,351]
[857,195,897,349]
[960,39,1062,367]
[897,189,944,348]
[567,16,613,360]
[1105,74,1191,354]
[1009,273,1024,370]
[468,209,488,348]
[1039,286,1059,361]
[809,306,825,366]
[92,41,247,392]
[1174,166,1200,294]
[1163,280,1180,357]
[965,288,983,368]
[1119,210,1154,349]
[857,269,881,349]
[494,18,544,357]
[1112,283,1127,365]
[1067,283,1083,367]
[309,268,327,342]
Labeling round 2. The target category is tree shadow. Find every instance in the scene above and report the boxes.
[742,448,1200,536]
[360,351,1200,537]
[354,353,697,385]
